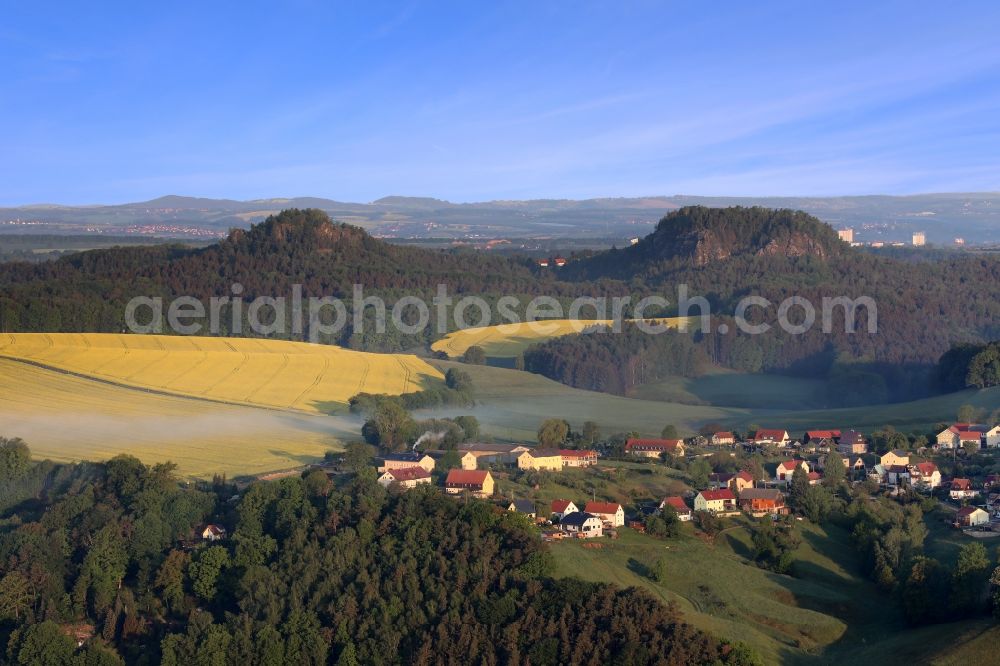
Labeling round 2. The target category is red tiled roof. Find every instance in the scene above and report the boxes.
[755,429,788,440]
[806,430,841,439]
[551,499,575,513]
[445,469,489,487]
[585,501,622,515]
[808,471,822,480]
[957,431,981,440]
[662,496,690,512]
[386,467,430,482]
[559,449,596,458]
[779,459,804,469]
[713,431,735,439]
[735,471,754,481]
[956,506,982,517]
[916,462,938,475]
[699,489,735,501]
[625,438,682,452]
[951,478,972,490]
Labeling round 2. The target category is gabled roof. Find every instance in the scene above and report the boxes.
[445,469,490,486]
[739,488,783,501]
[806,430,841,439]
[661,496,690,512]
[957,431,982,440]
[709,472,735,482]
[951,478,972,490]
[202,524,226,536]
[713,431,735,439]
[523,448,563,458]
[754,428,788,440]
[508,499,535,513]
[735,471,755,482]
[585,501,623,515]
[915,462,938,475]
[560,511,598,526]
[956,506,986,517]
[457,442,526,454]
[384,466,430,482]
[551,499,576,513]
[559,449,597,458]
[699,489,735,501]
[382,452,429,462]
[778,459,806,470]
[625,438,682,452]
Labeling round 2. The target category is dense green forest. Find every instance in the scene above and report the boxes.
[1,207,997,375]
[0,439,745,665]
[934,340,1000,392]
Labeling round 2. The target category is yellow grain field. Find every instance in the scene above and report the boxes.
[0,333,443,413]
[0,358,358,478]
[431,317,690,358]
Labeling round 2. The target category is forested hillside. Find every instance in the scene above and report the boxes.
[1,207,997,371]
[0,442,734,665]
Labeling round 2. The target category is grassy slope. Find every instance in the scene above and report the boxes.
[426,360,744,440]
[0,333,443,414]
[0,358,355,479]
[550,517,999,665]
[631,368,831,410]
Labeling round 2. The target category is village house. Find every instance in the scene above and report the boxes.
[753,429,791,447]
[738,488,787,516]
[694,489,737,514]
[560,512,604,538]
[910,462,941,489]
[585,501,625,527]
[774,459,810,484]
[986,425,1000,448]
[949,478,977,500]
[201,524,226,541]
[709,471,755,493]
[837,430,868,455]
[550,499,579,520]
[880,449,909,468]
[956,506,990,528]
[936,423,987,450]
[559,449,598,467]
[803,430,841,447]
[711,431,736,446]
[444,469,494,498]
[457,442,531,465]
[807,471,823,485]
[378,466,432,489]
[507,499,536,518]
[884,465,910,487]
[379,452,436,474]
[659,496,693,521]
[518,448,563,471]
[624,438,685,458]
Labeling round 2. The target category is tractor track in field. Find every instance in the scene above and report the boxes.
[0,355,319,416]
[288,355,330,410]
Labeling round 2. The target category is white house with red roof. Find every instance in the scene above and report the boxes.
[201,524,227,541]
[949,478,977,500]
[711,431,736,446]
[694,489,737,513]
[956,506,989,527]
[550,499,579,520]
[936,423,988,450]
[377,466,432,489]
[774,459,810,484]
[659,496,692,521]
[986,425,1000,448]
[752,429,790,447]
[584,501,625,527]
[910,462,941,489]
[624,438,685,458]
[444,469,494,498]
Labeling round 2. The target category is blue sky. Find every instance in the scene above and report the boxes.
[2,1,999,204]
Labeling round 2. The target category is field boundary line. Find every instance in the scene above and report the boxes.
[0,354,319,416]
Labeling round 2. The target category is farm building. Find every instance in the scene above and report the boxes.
[956,506,989,527]
[378,466,432,489]
[379,452,436,474]
[560,449,598,467]
[444,469,494,498]
[518,448,563,471]
[624,438,684,458]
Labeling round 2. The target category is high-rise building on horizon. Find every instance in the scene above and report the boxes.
[837,228,854,243]
[912,231,926,247]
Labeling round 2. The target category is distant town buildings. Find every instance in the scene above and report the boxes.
[837,228,854,243]
[912,231,926,247]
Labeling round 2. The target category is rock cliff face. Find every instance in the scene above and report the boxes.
[644,206,840,266]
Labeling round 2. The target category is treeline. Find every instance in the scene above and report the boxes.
[523,324,705,395]
[0,442,743,665]
[934,340,1000,392]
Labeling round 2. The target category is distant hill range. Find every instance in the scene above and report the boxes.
[2,192,1000,245]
